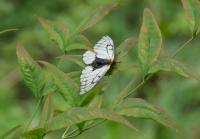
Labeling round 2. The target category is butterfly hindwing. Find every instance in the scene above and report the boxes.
[83,51,96,65]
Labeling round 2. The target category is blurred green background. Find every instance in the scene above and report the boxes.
[0,0,200,139]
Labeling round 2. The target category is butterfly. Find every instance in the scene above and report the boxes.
[80,36,115,95]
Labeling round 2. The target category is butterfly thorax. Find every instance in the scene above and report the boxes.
[92,57,112,70]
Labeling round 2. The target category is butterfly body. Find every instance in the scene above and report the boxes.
[80,36,114,95]
[92,57,112,70]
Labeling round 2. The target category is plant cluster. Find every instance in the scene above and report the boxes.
[1,0,200,138]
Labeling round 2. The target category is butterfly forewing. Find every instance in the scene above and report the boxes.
[94,36,114,61]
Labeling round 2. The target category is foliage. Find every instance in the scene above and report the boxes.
[16,44,45,98]
[137,8,162,76]
[181,0,200,36]
[1,0,200,139]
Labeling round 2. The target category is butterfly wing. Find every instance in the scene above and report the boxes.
[94,36,114,61]
[80,35,114,94]
[82,51,96,65]
[80,65,110,95]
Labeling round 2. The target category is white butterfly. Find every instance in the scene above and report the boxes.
[80,36,115,95]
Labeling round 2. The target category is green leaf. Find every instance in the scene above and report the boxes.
[116,37,138,60]
[64,35,92,52]
[81,93,104,130]
[112,62,139,74]
[0,125,21,139]
[41,73,57,96]
[78,34,93,48]
[52,92,72,112]
[39,95,53,128]
[88,93,104,108]
[58,55,84,67]
[76,2,119,33]
[114,98,179,131]
[73,92,105,136]
[137,8,162,75]
[47,107,139,132]
[66,43,91,51]
[67,71,81,79]
[38,17,92,52]
[38,17,68,52]
[111,79,136,106]
[22,128,46,139]
[40,61,80,106]
[16,44,45,98]
[181,0,200,36]
[149,58,200,81]
[79,81,107,106]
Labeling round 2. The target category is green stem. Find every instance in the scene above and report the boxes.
[111,79,135,106]
[171,37,194,58]
[0,28,18,35]
[124,80,145,99]
[23,98,42,132]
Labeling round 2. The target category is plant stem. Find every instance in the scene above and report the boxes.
[124,80,145,99]
[0,28,18,35]
[171,37,194,58]
[111,79,135,106]
[23,98,42,132]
